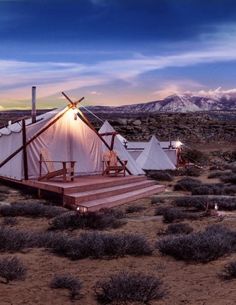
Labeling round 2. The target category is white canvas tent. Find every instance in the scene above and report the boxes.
[136,135,176,170]
[0,106,105,180]
[108,130,180,166]
[99,120,144,175]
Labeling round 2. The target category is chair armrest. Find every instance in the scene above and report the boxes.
[41,160,76,163]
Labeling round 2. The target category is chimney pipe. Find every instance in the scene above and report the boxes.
[32,86,36,123]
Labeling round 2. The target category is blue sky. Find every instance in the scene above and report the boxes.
[1,0,236,109]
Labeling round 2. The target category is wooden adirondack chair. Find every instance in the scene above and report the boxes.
[102,150,127,177]
[38,148,76,182]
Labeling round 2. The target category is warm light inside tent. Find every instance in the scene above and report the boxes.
[176,140,182,148]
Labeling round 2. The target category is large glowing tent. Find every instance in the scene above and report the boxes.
[99,120,144,175]
[0,106,105,180]
[136,135,176,170]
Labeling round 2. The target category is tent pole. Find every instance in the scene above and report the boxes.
[22,119,29,180]
[0,106,72,169]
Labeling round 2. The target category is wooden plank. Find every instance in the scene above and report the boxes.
[61,92,84,107]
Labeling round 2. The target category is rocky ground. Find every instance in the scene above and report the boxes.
[1,110,235,145]
[90,111,236,145]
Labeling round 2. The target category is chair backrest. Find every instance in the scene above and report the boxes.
[103,150,118,166]
[40,148,55,172]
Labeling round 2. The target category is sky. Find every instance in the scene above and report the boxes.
[1,0,236,109]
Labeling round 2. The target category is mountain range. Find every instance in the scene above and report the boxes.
[88,92,236,113]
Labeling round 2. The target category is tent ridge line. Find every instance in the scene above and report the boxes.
[0,105,72,170]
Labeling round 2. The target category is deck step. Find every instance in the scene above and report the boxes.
[69,185,165,211]
[63,175,147,194]
[64,180,156,205]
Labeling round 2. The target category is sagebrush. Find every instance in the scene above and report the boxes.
[157,225,236,263]
[95,271,165,304]
[50,274,82,300]
[0,256,26,284]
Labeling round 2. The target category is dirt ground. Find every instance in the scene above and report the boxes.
[0,167,236,305]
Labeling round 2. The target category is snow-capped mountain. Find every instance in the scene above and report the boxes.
[88,92,236,113]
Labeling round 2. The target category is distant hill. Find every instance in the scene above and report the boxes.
[88,92,236,113]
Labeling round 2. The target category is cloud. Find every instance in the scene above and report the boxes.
[193,87,236,98]
[90,91,102,96]
[1,23,236,107]
[152,80,204,99]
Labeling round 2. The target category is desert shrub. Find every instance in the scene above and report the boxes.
[162,208,199,223]
[99,208,125,219]
[0,227,32,252]
[174,196,208,210]
[182,148,208,165]
[157,225,235,263]
[146,170,173,181]
[224,185,236,195]
[186,167,202,177]
[1,217,18,226]
[174,196,236,211]
[95,271,165,304]
[49,211,125,231]
[221,173,236,184]
[151,197,165,204]
[208,170,232,179]
[216,197,236,210]
[0,202,67,218]
[154,206,170,216]
[191,185,220,195]
[164,223,193,235]
[0,256,26,283]
[220,261,236,280]
[174,178,202,192]
[126,205,146,214]
[192,184,236,196]
[0,227,152,260]
[50,274,82,300]
[50,232,152,260]
[0,227,72,253]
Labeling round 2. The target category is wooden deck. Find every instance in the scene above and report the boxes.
[1,175,165,211]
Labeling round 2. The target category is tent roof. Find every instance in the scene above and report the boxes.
[0,108,62,137]
[127,140,181,150]
[99,120,144,175]
[136,135,176,170]
[98,123,181,150]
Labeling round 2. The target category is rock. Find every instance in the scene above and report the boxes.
[117,118,128,125]
[132,119,142,126]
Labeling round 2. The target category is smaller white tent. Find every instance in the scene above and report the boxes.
[136,135,176,170]
[99,121,144,175]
